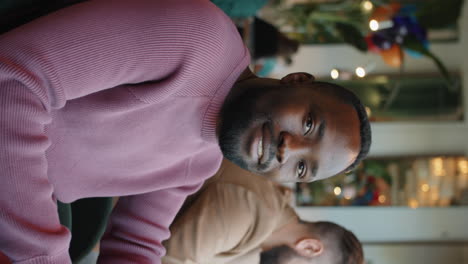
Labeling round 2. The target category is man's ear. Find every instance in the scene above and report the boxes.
[280,72,315,84]
[293,238,323,258]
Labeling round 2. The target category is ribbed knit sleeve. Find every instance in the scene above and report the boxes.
[98,184,203,264]
[0,82,71,264]
[98,145,224,264]
[0,0,222,107]
[0,0,245,263]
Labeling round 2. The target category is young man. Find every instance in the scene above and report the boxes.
[163,159,364,264]
[0,0,370,263]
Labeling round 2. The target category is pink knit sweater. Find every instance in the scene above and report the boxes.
[0,0,250,263]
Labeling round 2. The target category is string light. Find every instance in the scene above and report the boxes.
[333,186,342,196]
[342,187,355,200]
[330,63,374,80]
[431,157,445,177]
[378,195,386,203]
[409,199,419,209]
[458,159,468,175]
[369,20,379,31]
[421,184,430,192]
[355,67,366,78]
[330,69,340,79]
[369,19,394,31]
[361,1,373,12]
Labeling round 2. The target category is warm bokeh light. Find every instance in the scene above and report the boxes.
[430,157,445,177]
[365,106,372,117]
[369,19,379,31]
[361,1,373,12]
[334,186,342,196]
[342,186,356,200]
[421,183,430,192]
[378,195,386,203]
[409,199,419,209]
[355,67,366,78]
[458,159,468,175]
[330,68,340,79]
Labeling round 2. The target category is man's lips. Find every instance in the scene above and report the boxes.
[249,122,272,166]
[257,132,264,163]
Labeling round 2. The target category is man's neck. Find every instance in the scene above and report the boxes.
[260,216,306,251]
[215,67,256,137]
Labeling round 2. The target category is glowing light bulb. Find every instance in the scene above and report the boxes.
[409,199,419,209]
[421,184,429,192]
[431,157,445,177]
[362,1,373,11]
[355,67,366,78]
[378,195,386,203]
[369,20,379,31]
[458,159,468,174]
[333,186,342,196]
[330,69,339,79]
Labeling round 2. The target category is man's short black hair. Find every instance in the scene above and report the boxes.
[313,82,372,172]
[305,221,364,264]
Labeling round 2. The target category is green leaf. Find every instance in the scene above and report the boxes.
[402,37,452,85]
[335,22,368,52]
[364,161,392,185]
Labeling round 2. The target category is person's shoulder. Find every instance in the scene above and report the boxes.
[164,0,249,97]
[139,0,242,44]
[208,160,269,188]
[184,0,247,59]
[207,160,285,210]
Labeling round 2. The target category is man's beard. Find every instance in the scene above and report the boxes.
[217,95,255,171]
[218,85,275,172]
[260,245,299,264]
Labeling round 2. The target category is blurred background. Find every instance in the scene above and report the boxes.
[227,0,468,263]
[2,0,467,263]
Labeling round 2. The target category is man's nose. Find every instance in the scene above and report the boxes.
[276,131,308,164]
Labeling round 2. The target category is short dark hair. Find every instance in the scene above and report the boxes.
[313,82,372,172]
[305,221,364,264]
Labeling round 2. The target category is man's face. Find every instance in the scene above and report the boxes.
[218,77,361,182]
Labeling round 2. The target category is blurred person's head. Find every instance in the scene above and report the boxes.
[217,70,371,183]
[260,221,363,264]
[252,17,299,59]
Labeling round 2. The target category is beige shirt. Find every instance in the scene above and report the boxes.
[163,159,297,264]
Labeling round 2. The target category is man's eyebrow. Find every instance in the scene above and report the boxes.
[317,120,326,140]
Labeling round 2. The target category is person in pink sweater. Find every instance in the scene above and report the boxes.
[0,0,371,263]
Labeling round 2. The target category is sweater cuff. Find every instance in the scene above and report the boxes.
[14,250,71,264]
[98,256,161,264]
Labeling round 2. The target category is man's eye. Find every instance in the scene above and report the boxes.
[304,114,313,135]
[297,160,307,179]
